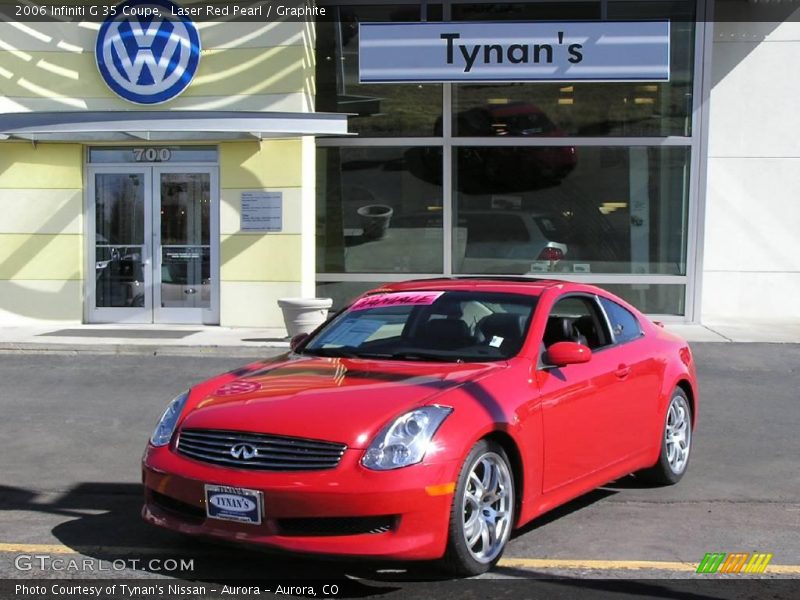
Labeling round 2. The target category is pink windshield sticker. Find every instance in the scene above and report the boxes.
[350,291,444,311]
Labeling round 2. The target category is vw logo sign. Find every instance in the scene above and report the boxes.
[95,0,201,105]
[230,443,258,460]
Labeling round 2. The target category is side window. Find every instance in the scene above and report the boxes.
[544,296,610,351]
[599,297,643,344]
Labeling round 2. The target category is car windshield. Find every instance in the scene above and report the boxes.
[301,290,537,362]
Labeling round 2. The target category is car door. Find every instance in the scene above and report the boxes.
[534,295,641,493]
[596,295,662,455]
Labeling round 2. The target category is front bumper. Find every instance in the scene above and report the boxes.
[142,444,459,561]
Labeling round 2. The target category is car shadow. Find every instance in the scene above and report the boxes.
[511,487,618,540]
[0,482,739,599]
[600,474,665,491]
[1,480,618,579]
[0,483,399,594]
[509,473,671,541]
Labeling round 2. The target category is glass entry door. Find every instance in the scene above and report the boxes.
[89,166,218,324]
[154,168,216,323]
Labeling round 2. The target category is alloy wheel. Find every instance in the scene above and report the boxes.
[665,395,691,474]
[461,452,514,563]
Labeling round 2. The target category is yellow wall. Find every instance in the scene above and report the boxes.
[0,47,307,100]
[0,143,83,323]
[219,140,306,327]
[0,21,314,113]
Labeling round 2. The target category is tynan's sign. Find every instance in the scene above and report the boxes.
[96,0,201,105]
[359,21,670,83]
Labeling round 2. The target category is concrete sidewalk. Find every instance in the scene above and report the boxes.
[666,320,800,344]
[0,324,290,357]
[0,319,798,356]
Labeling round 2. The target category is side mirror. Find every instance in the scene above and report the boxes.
[289,333,309,351]
[544,341,592,367]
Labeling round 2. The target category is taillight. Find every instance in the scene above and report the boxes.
[538,247,564,261]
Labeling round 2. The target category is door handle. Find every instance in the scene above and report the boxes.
[184,288,197,295]
[615,364,631,379]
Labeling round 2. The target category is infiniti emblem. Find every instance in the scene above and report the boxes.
[230,443,257,460]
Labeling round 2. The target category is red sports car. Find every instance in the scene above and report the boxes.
[142,278,697,575]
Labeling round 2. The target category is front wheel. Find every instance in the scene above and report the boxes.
[638,388,693,485]
[440,439,515,576]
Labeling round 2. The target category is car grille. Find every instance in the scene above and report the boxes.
[176,428,347,471]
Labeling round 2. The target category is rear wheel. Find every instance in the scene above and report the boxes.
[638,388,692,485]
[441,439,515,576]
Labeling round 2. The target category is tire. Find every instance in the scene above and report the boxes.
[638,388,693,485]
[440,439,515,576]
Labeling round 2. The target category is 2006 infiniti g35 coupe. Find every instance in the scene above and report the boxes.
[142,278,697,576]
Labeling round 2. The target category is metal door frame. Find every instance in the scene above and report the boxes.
[152,165,220,325]
[85,164,219,324]
[86,166,153,324]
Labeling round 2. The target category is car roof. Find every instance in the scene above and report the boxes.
[375,277,566,297]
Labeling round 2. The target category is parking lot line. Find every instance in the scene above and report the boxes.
[498,557,800,574]
[1,543,799,574]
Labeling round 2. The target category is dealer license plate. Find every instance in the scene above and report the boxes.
[204,484,263,525]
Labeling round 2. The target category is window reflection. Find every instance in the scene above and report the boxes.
[452,2,696,137]
[452,146,690,276]
[95,245,146,308]
[316,281,687,316]
[316,147,444,273]
[315,4,443,137]
[95,174,146,308]
[600,283,686,316]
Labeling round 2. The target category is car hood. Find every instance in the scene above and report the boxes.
[179,354,504,448]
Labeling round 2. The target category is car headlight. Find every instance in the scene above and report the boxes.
[362,406,452,470]
[150,390,190,447]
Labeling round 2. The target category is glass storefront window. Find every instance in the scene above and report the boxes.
[317,281,686,316]
[598,283,686,315]
[452,146,690,275]
[316,281,380,311]
[317,147,444,274]
[452,2,695,137]
[315,5,443,137]
[316,1,700,318]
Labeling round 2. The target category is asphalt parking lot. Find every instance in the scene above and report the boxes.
[0,344,798,596]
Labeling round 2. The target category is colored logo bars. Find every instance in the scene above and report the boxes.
[696,552,773,574]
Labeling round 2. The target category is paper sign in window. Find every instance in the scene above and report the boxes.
[350,291,444,311]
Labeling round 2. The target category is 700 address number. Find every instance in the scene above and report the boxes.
[133,148,172,162]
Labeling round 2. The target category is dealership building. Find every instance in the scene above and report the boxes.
[0,0,797,328]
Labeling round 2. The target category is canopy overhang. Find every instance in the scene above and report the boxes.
[0,110,351,142]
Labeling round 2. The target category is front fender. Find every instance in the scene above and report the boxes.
[422,363,543,528]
